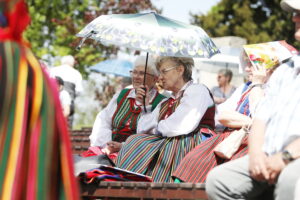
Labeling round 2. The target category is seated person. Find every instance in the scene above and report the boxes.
[211,68,236,104]
[115,56,216,182]
[172,41,297,183]
[206,3,300,199]
[74,56,165,172]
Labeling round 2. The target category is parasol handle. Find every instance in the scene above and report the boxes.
[142,52,149,113]
[76,30,97,51]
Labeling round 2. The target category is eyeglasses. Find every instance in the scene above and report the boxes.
[129,70,155,77]
[159,66,178,75]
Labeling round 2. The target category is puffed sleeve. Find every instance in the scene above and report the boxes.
[157,84,213,137]
[136,99,165,135]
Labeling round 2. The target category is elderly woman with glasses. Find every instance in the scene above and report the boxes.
[74,56,166,172]
[115,56,216,182]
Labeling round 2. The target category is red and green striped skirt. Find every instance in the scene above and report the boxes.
[172,131,248,183]
[115,130,204,182]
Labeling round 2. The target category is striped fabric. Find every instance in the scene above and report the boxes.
[79,165,152,183]
[115,131,203,182]
[111,89,141,142]
[172,82,252,183]
[158,98,180,120]
[111,89,165,143]
[172,132,248,183]
[0,41,80,200]
[116,97,215,182]
[0,1,79,198]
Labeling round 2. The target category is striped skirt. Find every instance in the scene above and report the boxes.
[172,131,248,183]
[115,131,203,182]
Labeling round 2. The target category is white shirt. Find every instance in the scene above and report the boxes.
[217,84,244,113]
[50,64,83,93]
[255,56,300,155]
[217,83,257,116]
[59,90,71,107]
[89,88,159,147]
[137,81,214,137]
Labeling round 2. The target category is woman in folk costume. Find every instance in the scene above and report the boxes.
[74,56,165,172]
[115,56,216,182]
[172,41,298,183]
[0,0,79,199]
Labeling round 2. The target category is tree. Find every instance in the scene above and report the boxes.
[24,0,159,76]
[191,0,298,48]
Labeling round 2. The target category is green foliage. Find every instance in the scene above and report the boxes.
[24,0,159,76]
[191,0,298,48]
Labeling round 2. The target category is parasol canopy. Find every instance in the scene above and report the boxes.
[76,12,220,58]
[77,12,220,111]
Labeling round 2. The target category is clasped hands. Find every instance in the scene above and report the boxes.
[102,141,122,155]
[249,151,286,185]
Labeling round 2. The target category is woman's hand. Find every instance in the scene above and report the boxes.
[249,64,266,110]
[104,141,122,154]
[249,151,269,181]
[218,111,252,128]
[135,85,150,106]
[251,64,267,84]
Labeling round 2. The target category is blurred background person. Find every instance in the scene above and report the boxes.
[55,76,71,121]
[211,69,236,104]
[50,55,83,129]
